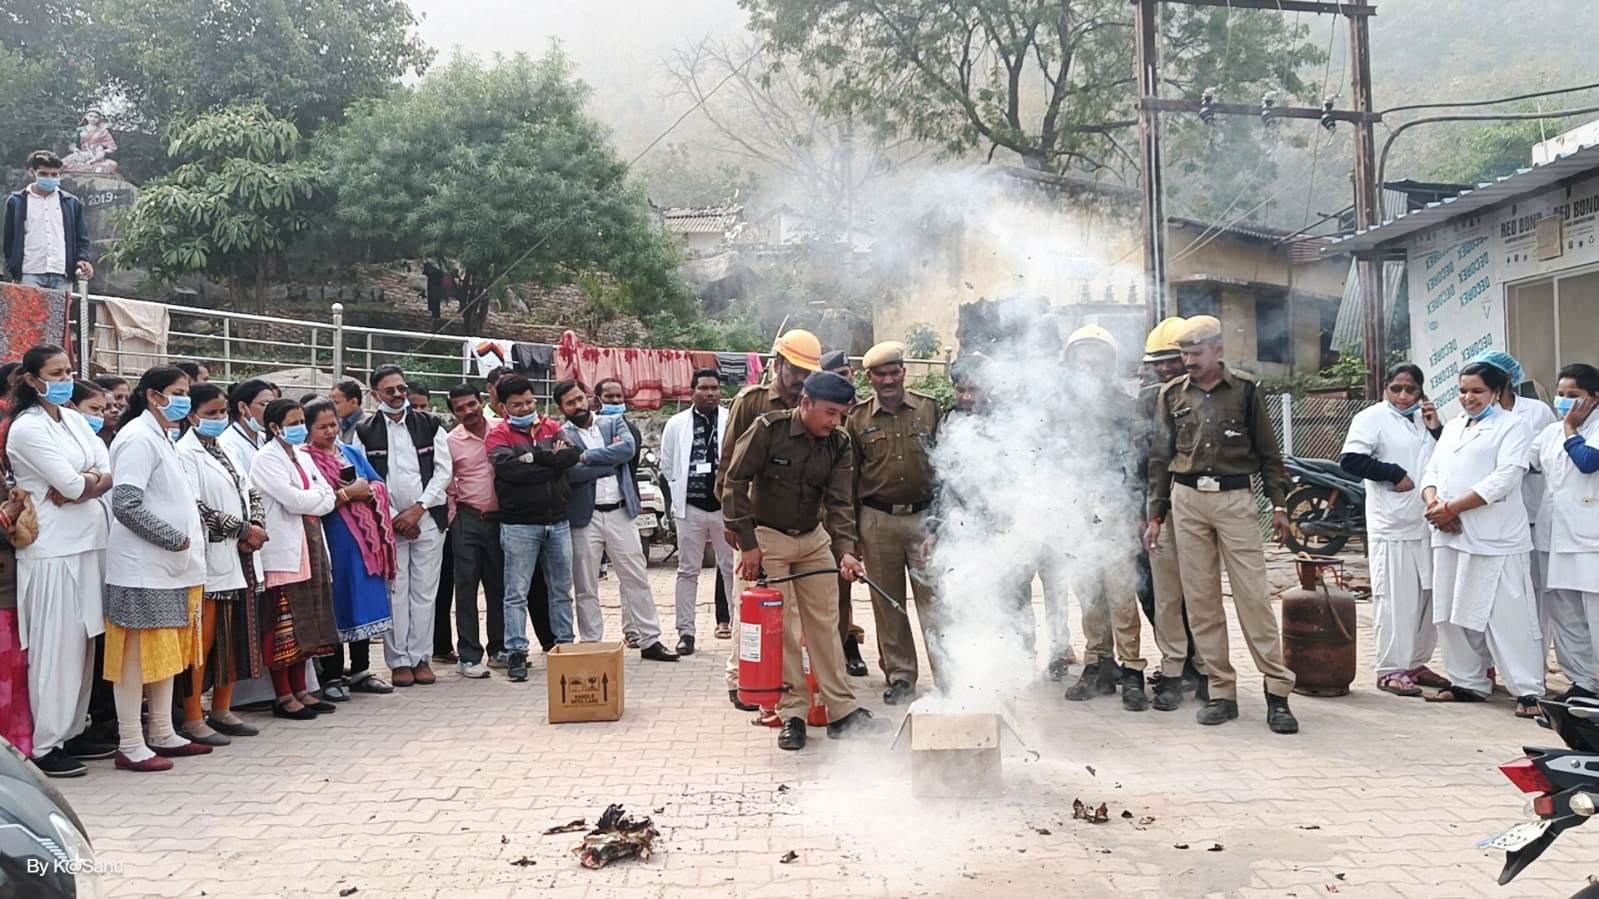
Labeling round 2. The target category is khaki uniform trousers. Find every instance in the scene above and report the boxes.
[1171,483,1295,700]
[1148,518,1193,679]
[757,525,860,722]
[1076,553,1145,671]
[860,506,938,687]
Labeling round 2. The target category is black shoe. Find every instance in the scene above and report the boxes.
[882,679,913,705]
[1064,662,1100,701]
[1196,698,1239,726]
[206,716,259,737]
[729,689,758,712]
[63,734,118,760]
[1121,670,1150,712]
[843,635,868,677]
[34,748,87,778]
[1046,656,1072,681]
[1151,674,1184,712]
[1265,691,1299,735]
[272,701,318,721]
[508,651,529,682]
[778,717,807,750]
[676,635,695,656]
[641,642,680,662]
[1095,659,1124,695]
[826,708,888,739]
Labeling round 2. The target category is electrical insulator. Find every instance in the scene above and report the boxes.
[1320,97,1337,132]
[1199,90,1216,125]
[1260,93,1277,125]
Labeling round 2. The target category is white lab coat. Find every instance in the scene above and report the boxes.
[105,411,207,590]
[176,430,264,592]
[1535,417,1599,593]
[250,439,335,574]
[659,405,727,519]
[219,421,264,475]
[1420,410,1533,556]
[1506,397,1557,549]
[1340,402,1435,541]
[7,406,110,560]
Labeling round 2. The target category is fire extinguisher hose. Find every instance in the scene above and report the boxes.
[757,568,905,613]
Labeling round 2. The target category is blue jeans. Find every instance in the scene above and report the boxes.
[500,521,575,652]
[20,273,70,289]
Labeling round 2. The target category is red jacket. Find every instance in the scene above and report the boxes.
[484,417,579,525]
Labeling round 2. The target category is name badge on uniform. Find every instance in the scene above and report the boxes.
[693,462,712,474]
[772,457,792,466]
[1197,476,1221,492]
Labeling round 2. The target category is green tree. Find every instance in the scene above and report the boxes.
[105,105,321,309]
[1431,116,1557,186]
[87,0,432,135]
[740,0,1322,185]
[318,51,695,335]
[0,2,99,169]
[904,322,942,358]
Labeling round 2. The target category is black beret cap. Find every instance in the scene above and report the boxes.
[802,371,856,405]
[819,350,849,372]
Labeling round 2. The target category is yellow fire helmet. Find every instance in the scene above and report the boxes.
[772,329,823,372]
[1142,316,1187,363]
[1065,323,1119,357]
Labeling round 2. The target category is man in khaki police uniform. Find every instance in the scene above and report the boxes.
[822,349,870,677]
[1057,326,1148,711]
[846,341,941,704]
[1144,315,1300,734]
[723,371,885,751]
[717,329,822,711]
[1136,317,1208,711]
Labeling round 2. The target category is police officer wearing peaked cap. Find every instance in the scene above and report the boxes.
[723,370,888,750]
[1145,314,1300,734]
[847,340,942,704]
[819,348,870,675]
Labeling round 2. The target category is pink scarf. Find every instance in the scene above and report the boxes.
[306,444,397,581]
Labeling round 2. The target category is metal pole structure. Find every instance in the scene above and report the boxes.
[76,279,89,372]
[1349,12,1384,401]
[1134,0,1168,328]
[1280,393,1295,457]
[331,303,344,380]
[222,318,233,382]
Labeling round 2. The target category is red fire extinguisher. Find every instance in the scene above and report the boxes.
[800,638,828,726]
[737,585,786,711]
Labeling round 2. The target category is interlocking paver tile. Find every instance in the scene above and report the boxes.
[49,548,1599,897]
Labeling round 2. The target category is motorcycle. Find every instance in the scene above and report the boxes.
[1480,695,1599,894]
[1282,455,1366,556]
[633,447,674,559]
[0,736,102,898]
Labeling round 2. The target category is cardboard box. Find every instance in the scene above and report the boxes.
[893,710,1020,797]
[547,642,624,723]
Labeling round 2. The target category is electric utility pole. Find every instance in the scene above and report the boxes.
[1133,0,1384,399]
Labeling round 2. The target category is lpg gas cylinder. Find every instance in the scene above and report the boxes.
[1280,556,1358,697]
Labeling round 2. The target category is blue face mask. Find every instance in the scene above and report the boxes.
[1469,403,1496,422]
[281,424,308,445]
[41,379,74,406]
[159,394,191,421]
[508,412,538,429]
[196,417,229,439]
[600,403,626,416]
[1388,400,1418,417]
[381,400,407,415]
[34,177,59,193]
[84,414,104,434]
[246,416,264,434]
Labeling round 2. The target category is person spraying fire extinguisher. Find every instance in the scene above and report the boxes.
[722,371,889,751]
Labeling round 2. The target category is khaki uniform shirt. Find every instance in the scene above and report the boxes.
[721,409,858,559]
[1147,364,1287,520]
[846,390,941,507]
[715,384,792,498]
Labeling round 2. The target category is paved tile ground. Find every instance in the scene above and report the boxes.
[58,546,1599,898]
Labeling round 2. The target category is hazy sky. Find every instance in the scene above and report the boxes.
[407,0,751,155]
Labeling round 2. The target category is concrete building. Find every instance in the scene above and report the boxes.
[1335,127,1599,412]
[870,167,1347,377]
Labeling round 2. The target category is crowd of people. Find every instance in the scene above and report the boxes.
[0,307,1593,770]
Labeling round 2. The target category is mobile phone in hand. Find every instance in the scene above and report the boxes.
[339,464,357,484]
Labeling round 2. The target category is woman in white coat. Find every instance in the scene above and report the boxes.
[219,378,279,474]
[1338,363,1446,697]
[6,344,113,777]
[176,382,269,744]
[1421,361,1544,716]
[251,398,356,720]
[1531,362,1599,701]
[104,366,211,771]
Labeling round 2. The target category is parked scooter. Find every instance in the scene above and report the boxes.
[1282,455,1366,556]
[634,447,673,558]
[1480,695,1599,894]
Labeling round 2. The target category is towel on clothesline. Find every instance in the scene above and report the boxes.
[466,338,513,377]
[89,294,165,373]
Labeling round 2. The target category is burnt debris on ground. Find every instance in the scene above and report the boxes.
[574,804,660,869]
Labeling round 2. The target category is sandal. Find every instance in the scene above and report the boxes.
[1407,665,1450,689]
[1515,695,1541,718]
[714,623,732,640]
[1378,672,1423,697]
[1424,685,1486,703]
[319,677,351,702]
[349,672,394,695]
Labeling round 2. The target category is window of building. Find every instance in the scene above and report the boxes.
[1255,291,1292,365]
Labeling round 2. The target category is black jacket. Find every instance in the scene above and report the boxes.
[485,420,581,525]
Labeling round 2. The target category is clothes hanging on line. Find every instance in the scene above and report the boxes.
[465,338,513,377]
[511,342,557,380]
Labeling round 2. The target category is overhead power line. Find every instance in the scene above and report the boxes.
[1379,81,1599,117]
